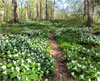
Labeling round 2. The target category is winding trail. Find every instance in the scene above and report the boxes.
[49,32,74,81]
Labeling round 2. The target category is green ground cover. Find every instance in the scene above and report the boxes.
[0,21,56,81]
[54,19,100,81]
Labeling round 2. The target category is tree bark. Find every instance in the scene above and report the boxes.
[40,0,42,20]
[25,1,28,20]
[12,0,18,23]
[87,0,93,27]
[37,3,39,19]
[84,0,88,18]
[46,0,48,20]
[0,0,5,24]
[54,0,56,20]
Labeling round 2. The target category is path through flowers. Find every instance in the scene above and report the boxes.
[49,31,74,81]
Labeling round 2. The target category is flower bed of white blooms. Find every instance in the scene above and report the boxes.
[20,29,48,38]
[54,27,100,81]
[55,27,100,45]
[62,43,100,81]
[0,34,55,81]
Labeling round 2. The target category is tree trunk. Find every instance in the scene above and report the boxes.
[84,0,88,18]
[54,0,56,20]
[12,0,18,23]
[40,0,42,20]
[46,0,48,20]
[25,1,28,20]
[6,1,9,22]
[0,0,5,24]
[37,3,39,19]
[87,0,93,27]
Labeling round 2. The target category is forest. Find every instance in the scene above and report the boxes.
[0,0,100,81]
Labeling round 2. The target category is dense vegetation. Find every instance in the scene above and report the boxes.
[0,21,56,81]
[54,19,100,81]
[0,0,100,81]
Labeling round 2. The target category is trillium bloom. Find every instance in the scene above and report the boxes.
[0,63,2,65]
[13,60,16,65]
[3,71,7,75]
[80,75,84,79]
[11,67,14,71]
[97,77,100,81]
[1,65,6,69]
[38,63,40,66]
[14,53,19,57]
[16,67,20,72]
[26,77,28,80]
[45,79,48,81]
[27,59,31,63]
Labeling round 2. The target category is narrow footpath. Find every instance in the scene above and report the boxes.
[49,32,74,81]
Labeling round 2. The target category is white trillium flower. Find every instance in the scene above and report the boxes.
[97,77,100,81]
[45,79,48,81]
[71,72,74,76]
[3,71,7,75]
[26,77,28,80]
[16,67,20,72]
[1,65,6,69]
[14,53,19,57]
[11,67,14,71]
[0,63,2,65]
[80,75,84,79]
[13,60,16,65]
[37,63,40,66]
[27,59,31,63]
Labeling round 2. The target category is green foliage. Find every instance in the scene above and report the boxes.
[54,26,100,81]
[54,18,87,28]
[0,24,55,81]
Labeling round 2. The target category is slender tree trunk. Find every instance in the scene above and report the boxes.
[87,0,93,27]
[54,0,56,20]
[12,0,18,23]
[84,0,88,18]
[6,1,8,22]
[20,2,23,21]
[0,0,5,24]
[40,0,42,20]
[37,3,39,19]
[29,0,32,19]
[46,0,48,20]
[25,1,28,20]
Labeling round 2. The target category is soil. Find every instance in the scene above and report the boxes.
[0,33,2,37]
[49,32,74,81]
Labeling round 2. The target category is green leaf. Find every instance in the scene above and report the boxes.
[3,75,8,80]
[7,63,12,67]
[10,72,17,79]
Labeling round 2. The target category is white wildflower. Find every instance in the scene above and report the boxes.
[3,71,7,75]
[1,65,6,69]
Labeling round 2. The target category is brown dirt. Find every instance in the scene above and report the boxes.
[49,32,74,81]
[0,33,2,38]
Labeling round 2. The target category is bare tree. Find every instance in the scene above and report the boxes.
[54,0,56,20]
[37,3,39,19]
[87,0,93,27]
[25,0,28,20]
[0,0,5,23]
[12,0,18,23]
[40,0,42,20]
[84,0,88,18]
[46,0,48,20]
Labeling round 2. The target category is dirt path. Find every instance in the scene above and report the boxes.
[49,32,74,81]
[0,33,2,38]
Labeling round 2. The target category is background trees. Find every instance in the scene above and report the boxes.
[0,0,100,26]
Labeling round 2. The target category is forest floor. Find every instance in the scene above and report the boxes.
[49,31,74,81]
